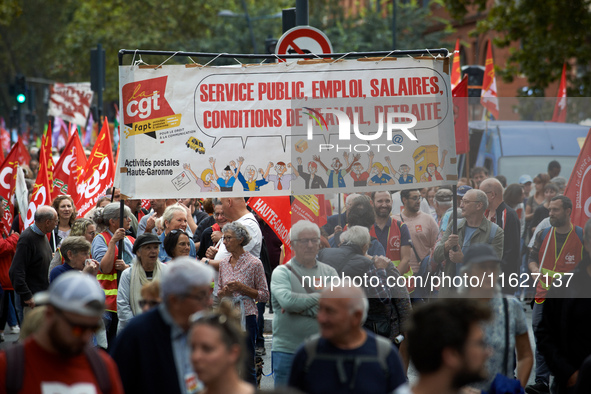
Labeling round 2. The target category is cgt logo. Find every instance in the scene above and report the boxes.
[304,107,418,153]
[122,76,177,138]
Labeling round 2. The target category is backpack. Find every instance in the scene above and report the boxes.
[302,333,392,390]
[4,343,112,394]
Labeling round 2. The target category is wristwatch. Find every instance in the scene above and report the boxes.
[203,258,210,265]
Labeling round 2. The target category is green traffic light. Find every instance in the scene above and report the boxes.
[16,93,26,104]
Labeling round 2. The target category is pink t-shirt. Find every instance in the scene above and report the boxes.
[395,211,439,273]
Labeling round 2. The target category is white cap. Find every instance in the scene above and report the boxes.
[34,271,105,317]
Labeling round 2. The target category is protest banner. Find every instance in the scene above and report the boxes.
[117,57,456,198]
[47,82,93,127]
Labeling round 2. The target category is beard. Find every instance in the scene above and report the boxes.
[451,360,488,389]
[549,215,567,228]
[48,321,85,357]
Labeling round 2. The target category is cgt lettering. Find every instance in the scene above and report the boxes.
[126,90,161,120]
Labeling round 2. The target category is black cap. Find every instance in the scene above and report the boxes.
[132,233,162,254]
[463,244,502,265]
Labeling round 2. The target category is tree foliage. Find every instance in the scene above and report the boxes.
[443,0,591,97]
[0,0,452,126]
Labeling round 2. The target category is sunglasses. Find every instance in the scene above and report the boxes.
[55,308,101,337]
[139,299,160,309]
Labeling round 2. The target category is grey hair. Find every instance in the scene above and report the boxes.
[161,257,214,303]
[162,204,187,225]
[471,189,489,211]
[60,236,91,262]
[222,222,251,246]
[92,203,132,226]
[550,176,567,193]
[340,226,370,248]
[352,293,369,325]
[290,220,320,242]
[435,199,452,209]
[35,206,57,223]
[323,285,369,325]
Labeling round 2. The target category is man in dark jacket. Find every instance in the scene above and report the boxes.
[9,205,57,315]
[480,178,521,294]
[111,258,214,394]
[535,218,591,394]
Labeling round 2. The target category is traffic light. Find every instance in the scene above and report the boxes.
[14,74,27,104]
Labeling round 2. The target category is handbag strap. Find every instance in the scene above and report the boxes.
[502,297,510,376]
[400,213,424,262]
[285,263,315,294]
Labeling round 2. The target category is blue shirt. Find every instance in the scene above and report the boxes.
[398,174,415,184]
[158,304,203,393]
[370,174,393,184]
[49,262,74,283]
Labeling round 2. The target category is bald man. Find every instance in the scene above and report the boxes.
[480,178,521,293]
[9,206,58,314]
[289,286,407,394]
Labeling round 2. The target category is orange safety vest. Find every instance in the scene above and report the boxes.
[370,219,415,293]
[96,232,135,312]
[535,226,583,304]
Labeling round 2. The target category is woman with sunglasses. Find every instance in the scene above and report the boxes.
[190,300,254,394]
[163,229,192,260]
[217,222,269,386]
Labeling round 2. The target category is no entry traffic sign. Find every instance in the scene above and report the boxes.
[276,26,333,58]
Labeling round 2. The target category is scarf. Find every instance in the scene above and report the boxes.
[129,257,164,316]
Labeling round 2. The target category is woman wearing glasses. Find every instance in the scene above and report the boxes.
[163,229,192,260]
[217,222,269,386]
[190,300,254,394]
[158,204,197,262]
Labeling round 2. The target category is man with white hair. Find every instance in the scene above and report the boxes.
[271,220,338,387]
[111,257,214,394]
[322,193,361,238]
[10,205,58,314]
[434,189,504,277]
[289,285,407,393]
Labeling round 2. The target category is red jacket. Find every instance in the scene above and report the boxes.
[0,234,20,290]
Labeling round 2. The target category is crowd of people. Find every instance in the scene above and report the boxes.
[0,152,590,394]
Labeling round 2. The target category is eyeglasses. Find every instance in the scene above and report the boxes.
[55,308,101,337]
[462,199,480,204]
[222,235,236,241]
[295,237,320,245]
[169,229,187,236]
[183,291,210,303]
[407,196,422,201]
[139,299,160,309]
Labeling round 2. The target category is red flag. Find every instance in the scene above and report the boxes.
[291,194,327,228]
[481,41,500,119]
[51,132,87,202]
[247,196,293,260]
[451,39,462,90]
[552,63,567,123]
[25,144,53,228]
[564,128,591,228]
[14,137,30,167]
[452,76,469,155]
[76,118,114,218]
[0,127,9,159]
